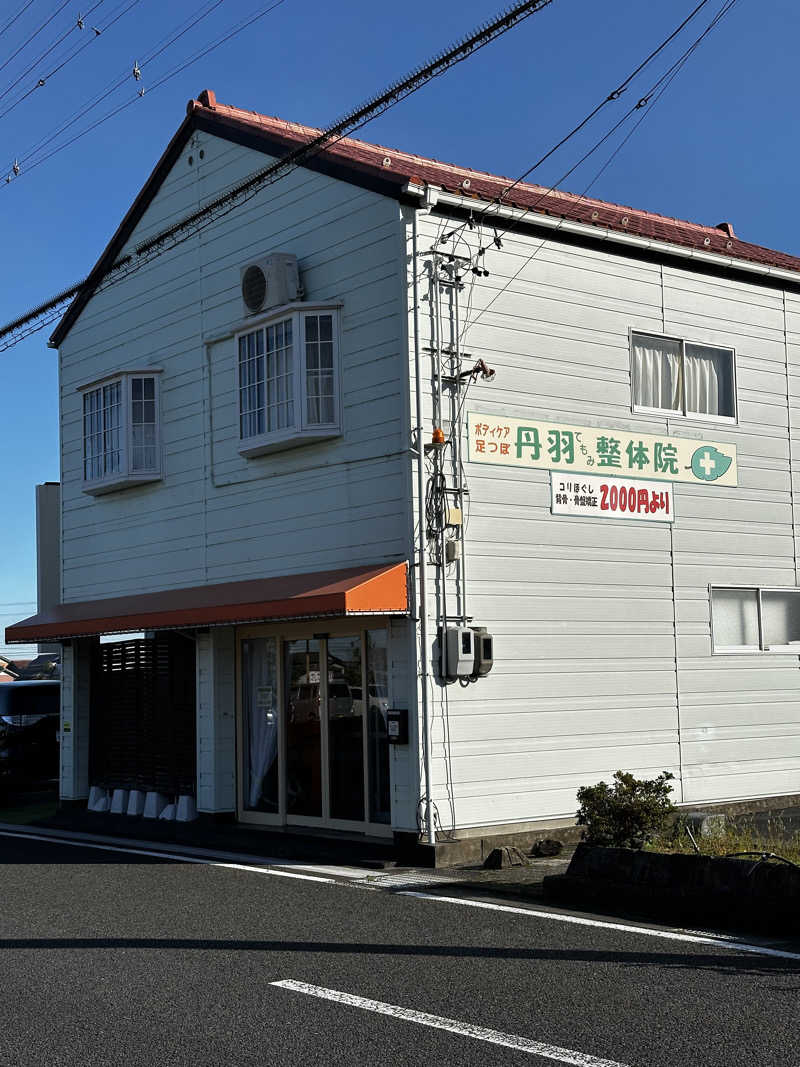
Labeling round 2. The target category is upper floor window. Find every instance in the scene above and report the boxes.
[711,586,800,653]
[79,371,162,494]
[237,308,340,457]
[631,331,736,423]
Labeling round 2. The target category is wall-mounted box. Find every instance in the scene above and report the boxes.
[387,708,408,745]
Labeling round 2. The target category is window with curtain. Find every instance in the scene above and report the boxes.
[712,587,800,652]
[632,332,735,421]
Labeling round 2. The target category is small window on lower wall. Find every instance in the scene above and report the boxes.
[711,587,800,653]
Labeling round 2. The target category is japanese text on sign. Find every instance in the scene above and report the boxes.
[551,473,674,522]
[467,412,737,486]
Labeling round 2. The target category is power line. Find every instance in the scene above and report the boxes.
[1,0,226,178]
[455,0,741,344]
[484,0,713,210]
[0,0,142,123]
[15,0,281,180]
[0,0,111,118]
[438,0,718,252]
[134,0,557,258]
[0,1,37,40]
[0,0,75,79]
[0,0,558,349]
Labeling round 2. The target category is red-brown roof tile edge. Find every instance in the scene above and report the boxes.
[196,96,800,277]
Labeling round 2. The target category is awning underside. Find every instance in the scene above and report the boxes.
[5,562,408,643]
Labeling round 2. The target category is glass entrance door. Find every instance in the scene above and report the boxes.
[239,628,392,831]
[285,638,322,818]
[326,635,365,822]
[241,637,280,814]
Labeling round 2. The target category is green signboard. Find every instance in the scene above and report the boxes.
[467,412,737,487]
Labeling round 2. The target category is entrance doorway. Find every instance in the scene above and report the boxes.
[239,627,391,831]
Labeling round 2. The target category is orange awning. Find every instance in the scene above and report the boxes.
[5,562,408,643]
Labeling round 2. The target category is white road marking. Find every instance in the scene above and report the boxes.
[0,829,335,883]
[400,892,800,962]
[5,826,799,964]
[271,979,629,1066]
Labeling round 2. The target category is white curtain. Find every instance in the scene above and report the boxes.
[685,344,730,417]
[242,638,279,810]
[633,335,682,412]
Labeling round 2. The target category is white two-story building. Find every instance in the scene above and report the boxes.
[9,89,800,860]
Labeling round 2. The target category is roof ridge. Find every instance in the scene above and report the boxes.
[207,97,739,241]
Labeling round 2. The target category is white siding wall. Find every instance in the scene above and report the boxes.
[196,627,236,812]
[59,638,94,800]
[58,131,411,601]
[387,617,417,830]
[409,208,800,831]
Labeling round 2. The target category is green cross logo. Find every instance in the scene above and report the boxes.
[690,445,732,482]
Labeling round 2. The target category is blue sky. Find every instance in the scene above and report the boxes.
[0,0,792,655]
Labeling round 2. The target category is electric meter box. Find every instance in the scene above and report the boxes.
[445,626,475,679]
[471,627,494,677]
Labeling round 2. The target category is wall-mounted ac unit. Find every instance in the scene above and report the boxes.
[240,253,301,315]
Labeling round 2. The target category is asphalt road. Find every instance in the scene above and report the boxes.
[0,833,798,1066]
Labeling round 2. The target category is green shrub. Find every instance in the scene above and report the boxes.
[576,770,676,849]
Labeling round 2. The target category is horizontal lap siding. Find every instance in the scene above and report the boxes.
[664,269,800,805]
[411,214,800,830]
[412,220,679,830]
[60,132,411,601]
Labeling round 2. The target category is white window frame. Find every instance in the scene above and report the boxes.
[630,329,738,426]
[77,369,163,495]
[235,303,342,458]
[710,585,800,654]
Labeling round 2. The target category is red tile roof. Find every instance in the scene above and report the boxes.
[193,89,800,277]
[50,89,800,349]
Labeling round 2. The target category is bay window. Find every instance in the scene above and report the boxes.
[80,371,162,494]
[237,307,341,457]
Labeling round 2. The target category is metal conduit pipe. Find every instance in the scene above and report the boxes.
[412,209,435,846]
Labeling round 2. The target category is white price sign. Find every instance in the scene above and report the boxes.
[551,473,674,522]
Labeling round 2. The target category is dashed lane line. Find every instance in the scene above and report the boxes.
[271,979,630,1066]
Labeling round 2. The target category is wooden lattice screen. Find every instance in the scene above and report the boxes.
[89,633,196,795]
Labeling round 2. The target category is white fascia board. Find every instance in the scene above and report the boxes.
[404,185,800,287]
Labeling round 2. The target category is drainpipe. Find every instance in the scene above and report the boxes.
[412,209,435,847]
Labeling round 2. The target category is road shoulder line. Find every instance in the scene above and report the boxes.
[271,979,629,1066]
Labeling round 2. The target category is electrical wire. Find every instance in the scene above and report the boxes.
[0,1,37,40]
[131,0,556,259]
[439,0,723,255]
[0,0,137,122]
[0,0,557,349]
[455,0,740,344]
[0,0,106,111]
[0,0,74,78]
[17,0,278,177]
[1,0,226,176]
[491,0,714,211]
[425,470,447,539]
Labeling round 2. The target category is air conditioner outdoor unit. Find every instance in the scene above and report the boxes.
[240,253,301,315]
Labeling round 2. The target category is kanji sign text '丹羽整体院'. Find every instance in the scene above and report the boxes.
[467,413,737,486]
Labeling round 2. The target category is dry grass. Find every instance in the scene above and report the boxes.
[648,814,800,866]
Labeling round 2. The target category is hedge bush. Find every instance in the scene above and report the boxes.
[576,770,676,849]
